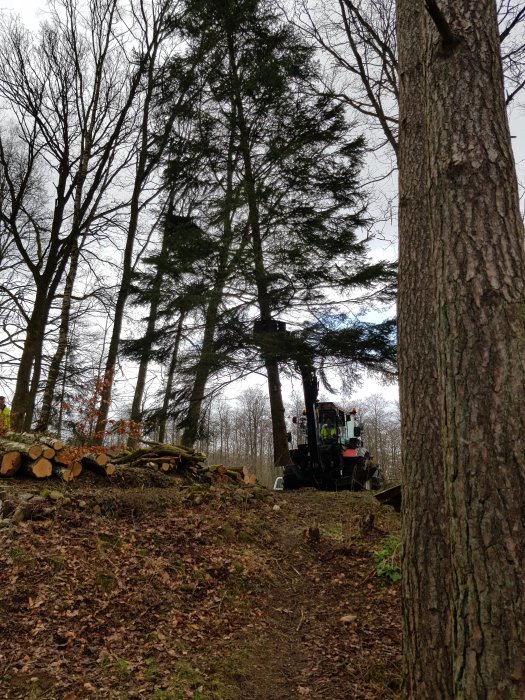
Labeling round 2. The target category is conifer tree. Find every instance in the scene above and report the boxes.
[168,0,395,462]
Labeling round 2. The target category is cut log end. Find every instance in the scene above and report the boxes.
[70,460,82,478]
[28,457,53,478]
[1,451,22,477]
[28,444,43,460]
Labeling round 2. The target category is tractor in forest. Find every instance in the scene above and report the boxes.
[252,317,380,492]
[282,363,380,491]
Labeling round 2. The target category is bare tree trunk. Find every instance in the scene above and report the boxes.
[158,312,185,444]
[180,106,240,448]
[36,241,80,432]
[396,1,452,696]
[423,0,525,693]
[10,283,62,432]
[181,290,223,447]
[93,3,176,441]
[127,227,170,448]
[93,62,158,442]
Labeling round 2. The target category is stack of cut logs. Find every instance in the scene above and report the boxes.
[0,432,115,481]
[0,433,257,486]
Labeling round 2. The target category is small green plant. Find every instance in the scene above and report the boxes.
[320,523,343,541]
[99,652,112,669]
[373,535,401,582]
[49,555,66,572]
[152,661,227,700]
[113,657,132,678]
[143,657,161,680]
[96,532,123,555]
[9,547,34,568]
[218,523,235,541]
[95,570,117,592]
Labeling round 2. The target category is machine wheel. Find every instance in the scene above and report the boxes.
[283,464,302,490]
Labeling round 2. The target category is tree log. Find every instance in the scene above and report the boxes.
[28,444,43,459]
[53,460,82,481]
[242,466,257,485]
[70,460,82,478]
[53,465,75,481]
[26,457,53,478]
[110,447,152,464]
[81,453,109,468]
[1,451,22,477]
[42,446,56,460]
[82,459,115,476]
[54,450,75,466]
[0,439,43,460]
[4,431,63,451]
[48,438,63,451]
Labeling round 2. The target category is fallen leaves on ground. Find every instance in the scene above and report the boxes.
[0,481,400,699]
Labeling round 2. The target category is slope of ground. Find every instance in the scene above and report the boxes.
[0,480,401,699]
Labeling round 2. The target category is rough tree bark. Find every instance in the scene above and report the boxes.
[422,0,525,695]
[396,1,452,696]
[180,283,225,447]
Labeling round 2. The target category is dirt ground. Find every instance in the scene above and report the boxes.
[0,478,401,699]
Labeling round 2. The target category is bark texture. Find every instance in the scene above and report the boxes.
[396,1,452,697]
[127,230,170,448]
[423,0,525,695]
[181,288,224,447]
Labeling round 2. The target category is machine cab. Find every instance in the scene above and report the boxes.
[317,402,362,449]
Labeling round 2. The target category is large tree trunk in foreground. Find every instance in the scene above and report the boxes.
[421,0,525,694]
[10,296,50,431]
[397,2,452,696]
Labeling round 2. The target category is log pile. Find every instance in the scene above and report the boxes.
[0,433,257,487]
[0,434,83,481]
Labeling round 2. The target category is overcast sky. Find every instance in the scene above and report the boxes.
[1,0,43,24]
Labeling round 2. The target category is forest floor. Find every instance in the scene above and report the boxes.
[0,476,401,700]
